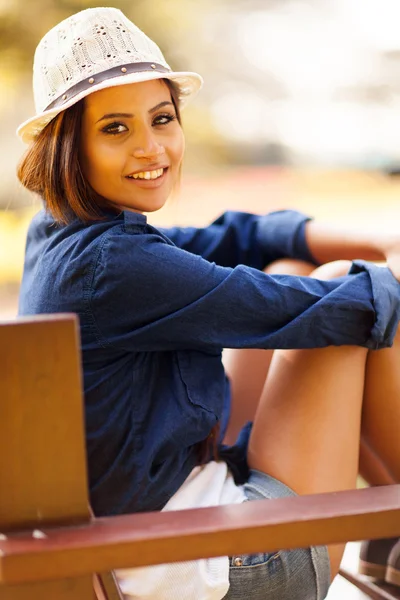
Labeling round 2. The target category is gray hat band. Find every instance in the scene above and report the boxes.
[44,62,170,111]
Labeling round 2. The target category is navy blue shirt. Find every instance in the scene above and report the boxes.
[19,208,400,516]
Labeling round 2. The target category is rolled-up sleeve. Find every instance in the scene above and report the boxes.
[349,260,400,349]
[160,210,317,269]
[90,229,400,353]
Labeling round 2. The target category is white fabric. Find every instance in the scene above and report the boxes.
[33,7,199,113]
[116,461,246,600]
[17,7,203,143]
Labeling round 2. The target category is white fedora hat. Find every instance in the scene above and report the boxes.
[17,7,203,144]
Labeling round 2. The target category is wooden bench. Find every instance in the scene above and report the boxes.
[0,314,399,599]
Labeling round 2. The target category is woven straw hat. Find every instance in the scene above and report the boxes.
[17,7,203,143]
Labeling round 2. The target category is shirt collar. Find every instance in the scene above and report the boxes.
[123,210,147,226]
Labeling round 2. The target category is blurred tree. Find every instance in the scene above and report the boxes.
[0,0,223,74]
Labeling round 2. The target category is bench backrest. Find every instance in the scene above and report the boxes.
[0,315,94,598]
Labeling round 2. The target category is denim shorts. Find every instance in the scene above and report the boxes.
[222,470,331,600]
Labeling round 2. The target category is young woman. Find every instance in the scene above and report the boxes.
[17,7,400,599]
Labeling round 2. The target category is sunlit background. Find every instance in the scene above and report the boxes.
[2,0,400,319]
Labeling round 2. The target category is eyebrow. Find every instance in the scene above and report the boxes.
[95,101,174,124]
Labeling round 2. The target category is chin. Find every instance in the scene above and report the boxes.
[137,194,169,213]
[144,202,167,213]
[112,195,168,214]
[123,203,167,214]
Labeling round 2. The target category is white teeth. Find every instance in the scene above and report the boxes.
[129,168,164,180]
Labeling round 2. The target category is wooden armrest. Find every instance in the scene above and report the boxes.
[340,568,400,600]
[1,485,399,585]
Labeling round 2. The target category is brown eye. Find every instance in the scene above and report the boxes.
[101,122,128,135]
[153,113,176,126]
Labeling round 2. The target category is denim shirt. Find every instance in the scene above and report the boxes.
[18,208,400,516]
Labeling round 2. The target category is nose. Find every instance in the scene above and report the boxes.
[131,125,164,159]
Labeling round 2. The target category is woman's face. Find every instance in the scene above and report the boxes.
[80,79,184,213]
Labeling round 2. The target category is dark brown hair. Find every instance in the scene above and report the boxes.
[17,79,182,225]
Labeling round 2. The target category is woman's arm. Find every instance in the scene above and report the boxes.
[160,210,317,269]
[305,220,388,264]
[90,230,400,354]
[305,220,400,281]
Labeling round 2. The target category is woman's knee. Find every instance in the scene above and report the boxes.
[311,260,351,281]
[264,258,352,281]
[264,259,315,276]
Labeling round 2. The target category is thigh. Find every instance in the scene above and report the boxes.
[241,340,399,585]
[223,470,330,600]
[361,328,400,481]
[359,437,396,485]
[222,347,272,445]
[247,344,367,579]
[247,344,367,495]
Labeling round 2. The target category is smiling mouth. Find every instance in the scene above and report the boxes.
[126,168,166,180]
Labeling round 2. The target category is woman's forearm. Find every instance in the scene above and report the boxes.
[305,220,387,265]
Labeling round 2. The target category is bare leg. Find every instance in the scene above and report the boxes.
[247,344,368,579]
[224,259,398,488]
[224,258,400,580]
[245,260,400,580]
[308,261,400,484]
[361,329,400,482]
[359,438,396,486]
[222,348,272,445]
[312,262,400,483]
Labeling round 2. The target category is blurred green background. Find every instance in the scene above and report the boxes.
[2,0,400,316]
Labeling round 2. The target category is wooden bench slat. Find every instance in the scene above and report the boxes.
[1,484,399,585]
[0,314,90,532]
[340,568,400,600]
